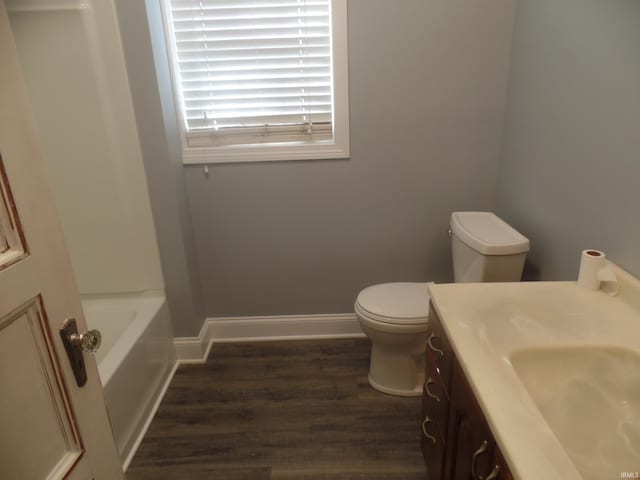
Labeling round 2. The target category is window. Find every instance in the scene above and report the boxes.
[162,0,349,163]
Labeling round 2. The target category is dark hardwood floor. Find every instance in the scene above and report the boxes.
[127,339,426,479]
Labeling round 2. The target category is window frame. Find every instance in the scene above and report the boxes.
[161,0,350,164]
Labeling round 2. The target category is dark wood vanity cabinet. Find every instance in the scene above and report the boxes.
[421,304,513,480]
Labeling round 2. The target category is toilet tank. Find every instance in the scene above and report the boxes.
[450,212,530,283]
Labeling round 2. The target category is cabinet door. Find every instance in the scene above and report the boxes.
[445,364,495,480]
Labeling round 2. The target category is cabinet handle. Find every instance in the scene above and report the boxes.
[421,416,437,445]
[424,377,440,403]
[427,333,444,356]
[471,440,488,480]
[484,465,501,480]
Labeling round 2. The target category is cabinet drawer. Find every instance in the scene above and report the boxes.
[427,303,453,393]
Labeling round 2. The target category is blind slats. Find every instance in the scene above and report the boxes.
[181,80,331,93]
[187,112,332,130]
[180,64,331,77]
[177,40,329,54]
[183,86,329,102]
[184,98,332,113]
[185,99,332,113]
[186,107,332,122]
[170,1,329,11]
[173,18,330,33]
[181,69,331,83]
[179,52,330,67]
[167,0,334,136]
[174,28,329,39]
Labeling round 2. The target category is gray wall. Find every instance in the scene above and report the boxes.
[186,0,516,317]
[115,0,204,336]
[496,0,640,280]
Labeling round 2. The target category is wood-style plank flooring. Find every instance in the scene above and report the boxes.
[127,339,426,479]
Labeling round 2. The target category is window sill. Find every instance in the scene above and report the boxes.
[181,140,350,165]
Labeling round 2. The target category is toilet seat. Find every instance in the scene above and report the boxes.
[355,282,431,325]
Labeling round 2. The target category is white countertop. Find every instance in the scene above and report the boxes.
[428,264,640,480]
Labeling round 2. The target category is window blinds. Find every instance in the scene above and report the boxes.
[167,0,334,144]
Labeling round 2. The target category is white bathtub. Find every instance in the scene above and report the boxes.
[82,292,176,469]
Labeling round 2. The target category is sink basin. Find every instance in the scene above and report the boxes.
[510,346,640,479]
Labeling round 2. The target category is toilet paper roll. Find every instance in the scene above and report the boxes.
[577,249,619,296]
[578,250,605,290]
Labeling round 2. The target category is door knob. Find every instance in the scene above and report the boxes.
[70,329,101,353]
[60,318,101,387]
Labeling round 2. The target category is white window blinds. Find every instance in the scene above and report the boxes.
[166,0,334,146]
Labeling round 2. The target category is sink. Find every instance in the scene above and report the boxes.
[510,346,640,479]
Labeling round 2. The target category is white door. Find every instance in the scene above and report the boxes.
[0,4,124,479]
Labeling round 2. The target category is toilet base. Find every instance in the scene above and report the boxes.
[366,343,426,397]
[368,374,423,397]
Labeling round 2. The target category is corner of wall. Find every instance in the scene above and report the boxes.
[114,0,204,337]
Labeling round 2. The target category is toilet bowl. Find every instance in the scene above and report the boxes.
[355,282,431,396]
[355,211,530,397]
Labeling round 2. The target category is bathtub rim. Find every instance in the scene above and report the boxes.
[81,291,166,387]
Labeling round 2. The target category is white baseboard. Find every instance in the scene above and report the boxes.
[174,313,364,363]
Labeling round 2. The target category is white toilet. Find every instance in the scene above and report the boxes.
[355,211,530,396]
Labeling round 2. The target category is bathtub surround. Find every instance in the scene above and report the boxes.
[496,0,640,279]
[7,0,164,296]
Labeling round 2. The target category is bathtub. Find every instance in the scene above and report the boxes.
[82,292,176,469]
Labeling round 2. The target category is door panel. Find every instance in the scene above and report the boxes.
[0,2,123,478]
[0,157,27,269]
[0,298,86,479]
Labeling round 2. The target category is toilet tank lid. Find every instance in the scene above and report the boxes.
[450,212,530,255]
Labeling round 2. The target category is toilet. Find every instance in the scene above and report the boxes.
[355,211,530,396]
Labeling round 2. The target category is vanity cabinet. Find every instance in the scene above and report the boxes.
[421,304,512,480]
